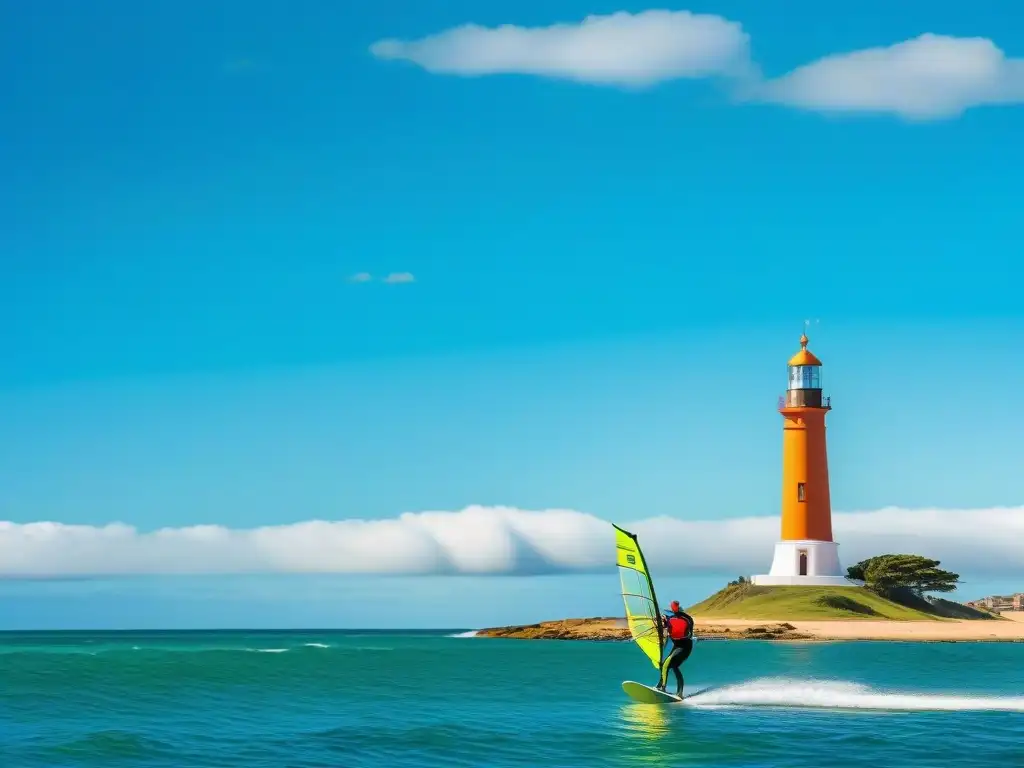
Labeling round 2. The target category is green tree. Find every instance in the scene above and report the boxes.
[846,554,960,599]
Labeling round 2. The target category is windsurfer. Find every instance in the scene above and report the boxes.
[655,600,694,697]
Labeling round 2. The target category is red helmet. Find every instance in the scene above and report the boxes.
[669,600,681,612]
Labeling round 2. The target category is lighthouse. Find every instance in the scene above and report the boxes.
[752,334,851,587]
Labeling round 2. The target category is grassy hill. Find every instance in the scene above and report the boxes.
[688,582,999,621]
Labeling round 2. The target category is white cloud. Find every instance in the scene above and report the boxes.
[348,272,373,283]
[371,9,1024,120]
[753,33,1024,120]
[2,504,1022,579]
[383,272,416,284]
[370,10,753,87]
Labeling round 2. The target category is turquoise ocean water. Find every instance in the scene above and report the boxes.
[2,630,1023,767]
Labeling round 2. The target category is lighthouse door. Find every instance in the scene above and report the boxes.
[798,550,808,576]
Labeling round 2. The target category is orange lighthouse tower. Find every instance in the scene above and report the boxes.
[752,333,850,586]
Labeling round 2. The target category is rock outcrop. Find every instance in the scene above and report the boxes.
[476,617,629,641]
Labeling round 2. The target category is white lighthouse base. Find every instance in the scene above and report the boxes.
[751,540,858,587]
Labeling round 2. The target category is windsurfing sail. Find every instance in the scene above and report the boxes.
[613,524,664,669]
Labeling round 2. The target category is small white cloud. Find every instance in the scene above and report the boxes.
[753,33,1024,120]
[383,272,415,284]
[370,10,753,87]
[1,504,1022,578]
[348,272,373,283]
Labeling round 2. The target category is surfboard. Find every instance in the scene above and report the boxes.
[622,681,714,704]
[622,681,682,704]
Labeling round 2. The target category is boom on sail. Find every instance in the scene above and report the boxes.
[613,524,665,669]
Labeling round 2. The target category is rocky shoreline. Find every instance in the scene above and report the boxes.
[476,617,813,641]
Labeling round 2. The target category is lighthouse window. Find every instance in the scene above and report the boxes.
[788,366,820,390]
[797,482,806,502]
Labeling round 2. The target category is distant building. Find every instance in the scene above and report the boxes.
[966,593,1024,612]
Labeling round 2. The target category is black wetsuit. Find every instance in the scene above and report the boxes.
[657,610,695,695]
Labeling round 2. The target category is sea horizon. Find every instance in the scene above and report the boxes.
[0,627,477,636]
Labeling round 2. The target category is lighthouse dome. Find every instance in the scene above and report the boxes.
[787,334,822,367]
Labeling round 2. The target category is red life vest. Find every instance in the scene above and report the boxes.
[666,615,691,641]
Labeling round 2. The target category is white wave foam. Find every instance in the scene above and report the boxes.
[248,648,289,654]
[448,630,478,638]
[303,643,330,648]
[686,678,1024,712]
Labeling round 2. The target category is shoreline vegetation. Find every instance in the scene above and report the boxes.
[476,585,1024,643]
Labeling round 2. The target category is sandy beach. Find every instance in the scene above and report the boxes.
[696,612,1024,641]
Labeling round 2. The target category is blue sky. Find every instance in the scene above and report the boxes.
[2,1,1024,629]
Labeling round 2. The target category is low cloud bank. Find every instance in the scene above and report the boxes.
[2,505,1022,578]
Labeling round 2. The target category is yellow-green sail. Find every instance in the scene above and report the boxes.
[613,524,664,669]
